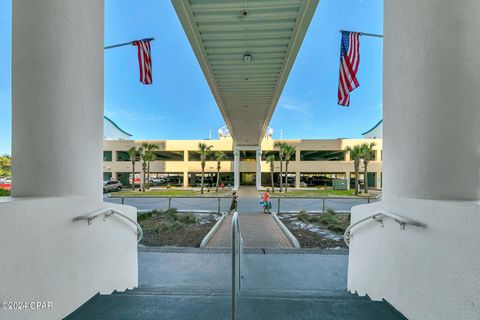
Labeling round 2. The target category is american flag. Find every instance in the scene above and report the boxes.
[337,31,360,106]
[132,40,153,85]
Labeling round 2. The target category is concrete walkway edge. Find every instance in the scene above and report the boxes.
[272,211,301,248]
[200,213,227,248]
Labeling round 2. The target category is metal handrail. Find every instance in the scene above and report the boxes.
[73,208,144,243]
[344,210,425,247]
[231,211,243,320]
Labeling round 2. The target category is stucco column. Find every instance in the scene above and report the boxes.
[345,172,351,190]
[233,150,240,190]
[183,172,189,188]
[11,0,104,201]
[256,149,262,190]
[383,0,480,201]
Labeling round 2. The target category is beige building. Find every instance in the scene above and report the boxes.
[103,136,382,190]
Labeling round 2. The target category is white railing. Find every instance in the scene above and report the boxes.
[73,208,143,243]
[344,210,425,247]
[231,211,243,320]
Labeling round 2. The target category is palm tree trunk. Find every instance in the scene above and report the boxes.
[142,162,146,192]
[363,161,369,194]
[201,166,205,194]
[354,162,359,195]
[270,166,275,193]
[216,168,220,192]
[279,160,283,192]
[285,162,288,193]
[147,162,150,190]
[131,161,135,190]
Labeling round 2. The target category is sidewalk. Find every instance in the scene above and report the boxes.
[206,213,294,249]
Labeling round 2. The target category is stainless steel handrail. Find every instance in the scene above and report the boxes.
[73,208,144,243]
[231,211,243,320]
[344,210,425,247]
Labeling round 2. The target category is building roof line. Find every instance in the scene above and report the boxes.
[104,116,132,137]
[361,119,383,136]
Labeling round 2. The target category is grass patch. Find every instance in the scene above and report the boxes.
[296,208,350,233]
[115,189,230,197]
[0,189,10,196]
[138,208,217,247]
[271,189,360,198]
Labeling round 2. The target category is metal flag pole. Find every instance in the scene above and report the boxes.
[340,30,383,39]
[104,37,155,50]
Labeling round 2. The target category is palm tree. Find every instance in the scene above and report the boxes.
[283,144,296,193]
[0,154,11,177]
[145,144,158,190]
[127,147,137,190]
[265,154,276,193]
[360,142,376,194]
[274,142,287,192]
[139,143,158,192]
[214,151,225,192]
[346,145,364,195]
[198,143,213,194]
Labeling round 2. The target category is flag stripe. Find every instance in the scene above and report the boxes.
[133,40,153,85]
[337,31,360,106]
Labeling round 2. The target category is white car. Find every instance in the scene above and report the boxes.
[103,180,122,193]
[0,177,11,184]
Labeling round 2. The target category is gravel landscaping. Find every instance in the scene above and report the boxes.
[138,209,220,247]
[279,210,350,249]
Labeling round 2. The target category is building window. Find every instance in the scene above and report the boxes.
[261,151,280,161]
[299,173,346,187]
[300,150,345,161]
[116,151,140,162]
[153,151,184,161]
[188,151,233,161]
[103,151,112,161]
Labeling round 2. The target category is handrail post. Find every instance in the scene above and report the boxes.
[231,212,237,320]
[121,197,125,205]
[277,198,281,214]
[218,197,221,214]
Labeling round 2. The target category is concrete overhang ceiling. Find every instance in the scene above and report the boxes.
[172,0,318,146]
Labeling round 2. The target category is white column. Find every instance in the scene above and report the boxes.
[11,0,104,201]
[256,149,262,190]
[345,172,351,190]
[383,0,480,201]
[233,149,240,190]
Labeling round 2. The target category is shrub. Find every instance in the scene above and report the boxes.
[0,189,10,197]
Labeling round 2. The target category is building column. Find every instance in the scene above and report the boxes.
[183,171,189,188]
[233,149,240,190]
[345,172,351,190]
[295,172,301,189]
[256,149,262,190]
[11,0,104,201]
[383,0,480,201]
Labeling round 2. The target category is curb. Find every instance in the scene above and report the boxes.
[271,211,301,249]
[199,212,227,248]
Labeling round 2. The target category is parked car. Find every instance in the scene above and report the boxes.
[149,177,166,185]
[103,180,122,193]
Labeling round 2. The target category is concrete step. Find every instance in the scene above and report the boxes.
[66,287,406,320]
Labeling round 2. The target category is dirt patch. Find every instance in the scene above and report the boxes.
[279,212,349,249]
[139,209,219,247]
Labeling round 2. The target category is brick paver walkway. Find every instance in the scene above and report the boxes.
[206,213,294,249]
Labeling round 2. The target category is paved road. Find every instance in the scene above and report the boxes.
[103,194,378,213]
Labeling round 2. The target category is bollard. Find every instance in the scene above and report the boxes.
[277,198,281,214]
[168,197,171,210]
[322,198,325,213]
[217,197,221,214]
[367,197,371,204]
[121,197,125,205]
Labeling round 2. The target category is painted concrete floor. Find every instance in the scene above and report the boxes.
[66,249,405,320]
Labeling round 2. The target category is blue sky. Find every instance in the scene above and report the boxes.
[0,0,382,154]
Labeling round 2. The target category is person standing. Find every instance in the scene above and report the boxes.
[262,189,271,214]
[229,191,238,213]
